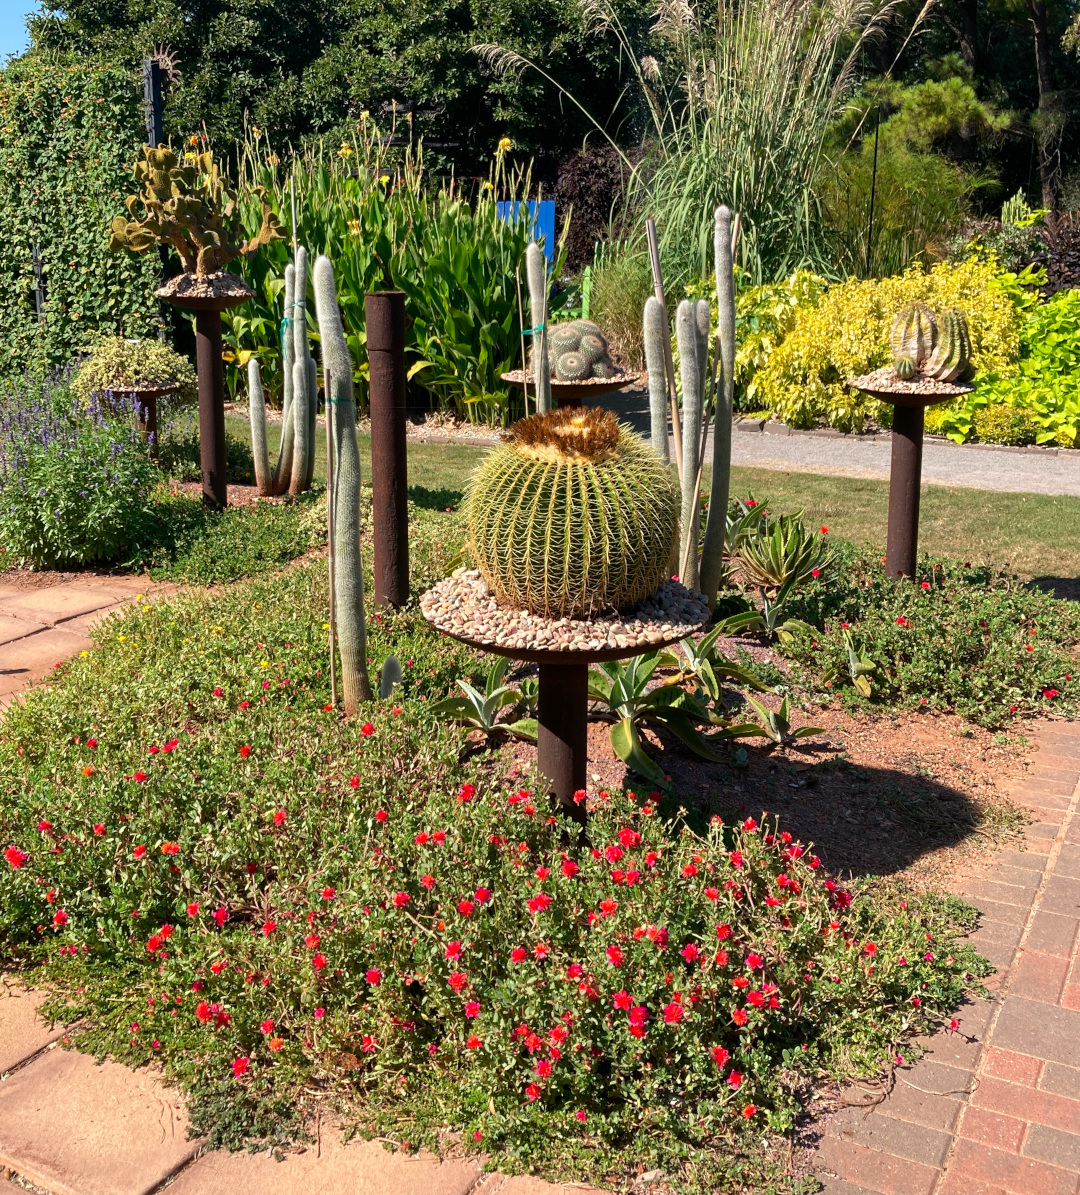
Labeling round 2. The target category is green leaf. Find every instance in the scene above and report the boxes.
[609,717,666,784]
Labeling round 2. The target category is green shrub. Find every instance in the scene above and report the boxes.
[733,271,827,410]
[780,545,1080,726]
[157,420,257,486]
[0,60,160,375]
[972,404,1040,445]
[587,243,655,370]
[0,379,157,568]
[71,336,197,414]
[0,554,987,1190]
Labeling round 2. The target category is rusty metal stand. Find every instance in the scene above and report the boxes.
[366,291,409,607]
[537,662,589,825]
[885,403,924,580]
[194,308,228,510]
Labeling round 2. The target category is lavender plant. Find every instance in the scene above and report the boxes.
[0,377,157,568]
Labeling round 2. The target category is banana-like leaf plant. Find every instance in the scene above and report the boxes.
[588,652,760,785]
[429,656,537,741]
[741,695,825,747]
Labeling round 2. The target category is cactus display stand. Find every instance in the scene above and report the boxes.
[121,383,178,461]
[500,370,643,409]
[848,368,974,579]
[159,284,253,509]
[421,571,709,824]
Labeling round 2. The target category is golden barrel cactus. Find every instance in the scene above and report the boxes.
[464,408,679,618]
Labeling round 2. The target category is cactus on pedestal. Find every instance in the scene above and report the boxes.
[890,303,938,379]
[923,308,973,382]
[525,242,551,413]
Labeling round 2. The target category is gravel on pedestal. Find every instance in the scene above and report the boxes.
[420,569,711,653]
[847,366,974,399]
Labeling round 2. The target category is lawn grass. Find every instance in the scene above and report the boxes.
[225,413,1080,585]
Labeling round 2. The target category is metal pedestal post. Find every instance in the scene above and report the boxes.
[366,291,409,607]
[537,661,589,825]
[886,403,924,580]
[194,309,228,510]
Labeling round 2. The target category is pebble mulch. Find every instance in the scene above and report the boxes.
[420,568,710,654]
[156,272,254,301]
[847,366,974,398]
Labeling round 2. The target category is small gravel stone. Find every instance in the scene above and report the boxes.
[419,570,710,656]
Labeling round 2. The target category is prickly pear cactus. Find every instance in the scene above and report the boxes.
[890,302,937,378]
[110,145,282,275]
[922,308,973,383]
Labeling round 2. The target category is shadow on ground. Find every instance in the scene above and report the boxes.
[1029,575,1080,602]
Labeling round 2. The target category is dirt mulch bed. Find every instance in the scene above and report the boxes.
[167,481,301,508]
[495,698,1033,890]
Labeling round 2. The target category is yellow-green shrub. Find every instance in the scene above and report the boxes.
[757,258,1024,431]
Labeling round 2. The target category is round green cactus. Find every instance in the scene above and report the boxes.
[577,331,608,366]
[550,324,582,356]
[555,351,591,381]
[464,407,679,617]
[894,356,916,381]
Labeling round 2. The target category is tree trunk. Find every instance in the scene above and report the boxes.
[958,0,978,74]
[1028,0,1060,217]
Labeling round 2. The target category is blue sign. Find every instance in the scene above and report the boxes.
[496,199,556,264]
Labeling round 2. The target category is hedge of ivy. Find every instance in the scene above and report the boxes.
[0,59,161,375]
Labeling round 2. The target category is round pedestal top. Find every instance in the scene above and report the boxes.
[847,366,975,408]
[420,569,711,664]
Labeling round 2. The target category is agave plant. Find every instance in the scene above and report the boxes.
[657,620,771,702]
[737,513,832,593]
[588,653,759,785]
[429,657,537,741]
[741,695,825,748]
[823,631,877,697]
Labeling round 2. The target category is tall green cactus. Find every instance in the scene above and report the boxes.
[676,300,704,592]
[643,296,669,460]
[288,247,317,495]
[248,261,299,499]
[313,254,373,713]
[525,242,551,413]
[699,205,736,607]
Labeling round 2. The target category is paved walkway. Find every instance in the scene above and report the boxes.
[588,390,1080,497]
[815,718,1080,1195]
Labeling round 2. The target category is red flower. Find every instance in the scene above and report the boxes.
[535,1058,553,1078]
[52,910,68,927]
[613,990,632,1010]
[745,952,763,970]
[742,1104,757,1119]
[629,1005,648,1027]
[511,947,528,963]
[457,899,475,917]
[93,824,105,836]
[527,893,551,914]
[466,1034,482,1049]
[704,887,719,902]
[360,722,374,736]
[195,1001,212,1024]
[322,886,335,901]
[464,1000,481,1018]
[663,1001,684,1024]
[133,771,148,783]
[376,809,388,822]
[715,948,729,965]
[618,828,641,848]
[920,581,930,590]
[820,526,828,534]
[268,1037,284,1052]
[312,953,327,971]
[420,875,436,890]
[213,907,229,928]
[305,933,320,948]
[732,1008,748,1026]
[366,968,382,986]
[4,846,27,869]
[896,616,908,627]
[232,1057,249,1078]
[262,920,276,936]
[811,568,820,578]
[681,943,701,963]
[457,783,476,804]
[525,1082,541,1101]
[239,745,252,758]
[474,887,492,903]
[133,844,147,860]
[448,971,468,993]
[575,1110,587,1122]
[863,942,877,956]
[273,811,286,827]
[186,902,200,917]
[415,832,429,845]
[1044,688,1059,699]
[445,940,463,960]
[606,945,624,967]
[161,842,179,855]
[260,1018,274,1035]
[392,891,410,908]
[728,1070,742,1088]
[86,738,97,749]
[604,845,624,864]
[351,776,361,788]
[599,898,618,916]
[711,1045,729,1067]
[566,963,583,979]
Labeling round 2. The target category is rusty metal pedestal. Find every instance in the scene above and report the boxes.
[847,371,974,580]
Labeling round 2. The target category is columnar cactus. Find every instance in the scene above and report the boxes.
[313,254,373,713]
[464,407,679,618]
[247,250,316,497]
[676,300,704,592]
[922,308,972,382]
[699,204,736,606]
[644,296,669,461]
[525,242,551,413]
[890,303,938,379]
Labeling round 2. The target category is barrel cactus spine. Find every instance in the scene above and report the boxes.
[699,204,737,607]
[464,407,679,618]
[525,242,551,412]
[313,254,373,712]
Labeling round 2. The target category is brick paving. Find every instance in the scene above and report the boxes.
[815,719,1080,1195]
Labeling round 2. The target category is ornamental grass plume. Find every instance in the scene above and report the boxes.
[463,407,679,617]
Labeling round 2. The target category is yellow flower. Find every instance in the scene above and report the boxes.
[360,110,370,122]
[260,660,270,668]
[498,136,512,152]
[348,219,362,236]
[481,180,493,191]
[118,635,126,643]
[251,126,261,137]
[379,174,390,186]
[80,650,89,658]
[338,143,354,158]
